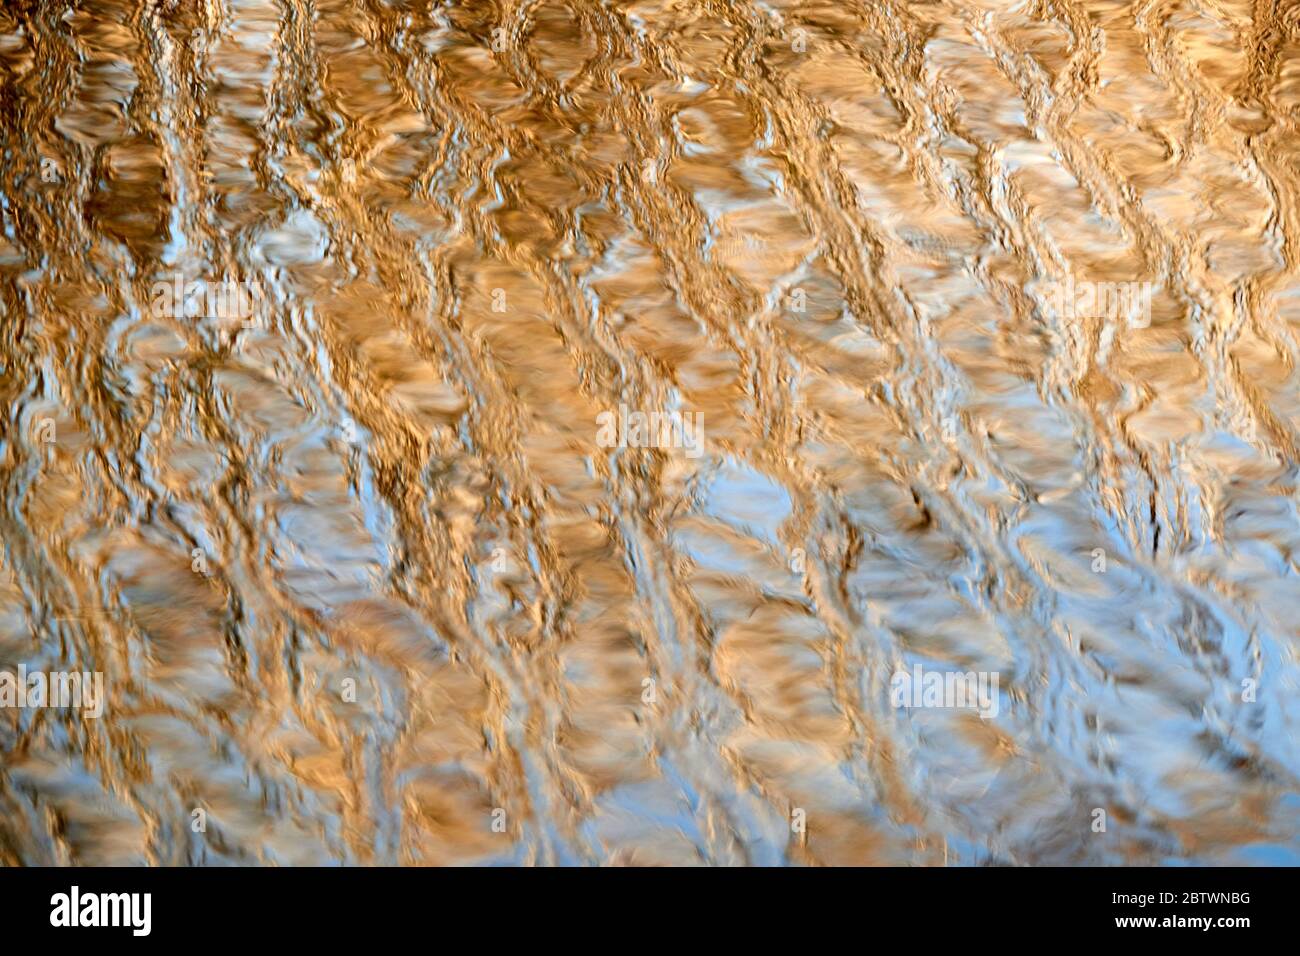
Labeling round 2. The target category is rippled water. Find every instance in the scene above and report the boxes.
[2,0,1299,866]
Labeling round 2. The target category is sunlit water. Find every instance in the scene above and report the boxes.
[1,0,1299,866]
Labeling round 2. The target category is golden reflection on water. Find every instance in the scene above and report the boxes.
[1,0,1299,865]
